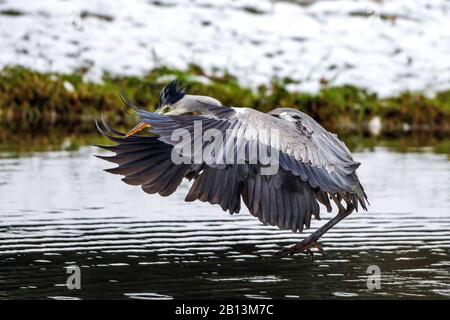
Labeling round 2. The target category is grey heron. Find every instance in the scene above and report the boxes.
[96,80,368,256]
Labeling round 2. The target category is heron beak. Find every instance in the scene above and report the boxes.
[124,122,150,138]
[163,109,179,115]
[155,105,170,115]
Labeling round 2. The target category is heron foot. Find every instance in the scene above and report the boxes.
[277,200,354,258]
[277,239,325,257]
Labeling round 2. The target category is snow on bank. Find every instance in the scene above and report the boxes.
[0,0,449,97]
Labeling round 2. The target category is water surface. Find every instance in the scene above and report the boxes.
[0,146,449,299]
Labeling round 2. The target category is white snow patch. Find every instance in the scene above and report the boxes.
[0,0,449,97]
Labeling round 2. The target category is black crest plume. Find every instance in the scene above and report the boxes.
[157,79,186,108]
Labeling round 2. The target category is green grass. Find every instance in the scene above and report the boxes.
[0,65,449,139]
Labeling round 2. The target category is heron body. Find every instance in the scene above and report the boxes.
[96,80,368,255]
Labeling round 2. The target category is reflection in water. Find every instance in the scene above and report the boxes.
[0,147,449,299]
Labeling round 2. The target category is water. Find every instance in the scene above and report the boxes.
[0,146,449,299]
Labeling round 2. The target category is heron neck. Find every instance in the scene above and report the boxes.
[179,95,222,114]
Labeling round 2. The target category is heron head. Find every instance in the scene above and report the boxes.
[155,79,187,115]
[269,108,302,122]
[155,80,222,116]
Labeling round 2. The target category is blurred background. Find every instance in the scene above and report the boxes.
[0,0,448,300]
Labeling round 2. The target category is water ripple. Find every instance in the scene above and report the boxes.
[0,147,448,299]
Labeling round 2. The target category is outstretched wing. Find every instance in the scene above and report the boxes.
[96,117,323,232]
[126,101,366,208]
[96,98,367,232]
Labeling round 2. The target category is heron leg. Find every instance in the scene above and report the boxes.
[331,193,346,214]
[278,198,354,257]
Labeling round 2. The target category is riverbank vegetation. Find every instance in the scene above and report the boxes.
[0,66,449,154]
